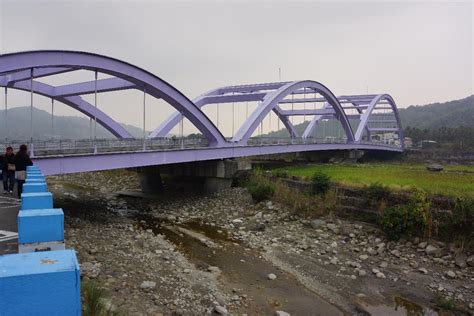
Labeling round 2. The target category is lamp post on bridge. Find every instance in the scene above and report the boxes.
[30,68,34,157]
[4,87,7,142]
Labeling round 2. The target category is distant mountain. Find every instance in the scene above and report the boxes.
[398,95,473,130]
[0,107,145,140]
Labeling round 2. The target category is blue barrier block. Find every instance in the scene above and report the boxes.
[0,250,81,316]
[27,171,43,176]
[26,165,40,171]
[26,175,45,182]
[25,178,46,183]
[23,182,48,193]
[21,192,53,210]
[18,209,64,244]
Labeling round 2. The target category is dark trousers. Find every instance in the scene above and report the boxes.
[17,180,25,197]
[3,171,15,191]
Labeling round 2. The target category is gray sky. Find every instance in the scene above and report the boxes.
[0,0,472,136]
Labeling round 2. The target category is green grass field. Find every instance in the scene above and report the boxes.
[274,163,474,198]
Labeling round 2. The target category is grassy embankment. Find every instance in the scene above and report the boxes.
[273,163,474,198]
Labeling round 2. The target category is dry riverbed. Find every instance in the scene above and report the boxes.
[47,171,474,315]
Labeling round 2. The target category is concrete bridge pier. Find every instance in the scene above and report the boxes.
[137,159,251,194]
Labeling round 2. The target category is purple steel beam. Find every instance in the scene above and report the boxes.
[0,50,226,147]
[33,142,403,176]
[200,92,267,104]
[232,81,355,144]
[52,77,136,97]
[5,80,134,139]
[0,67,75,85]
[278,108,336,116]
[216,82,289,95]
[368,128,399,132]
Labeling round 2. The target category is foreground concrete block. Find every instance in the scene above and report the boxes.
[25,178,46,183]
[18,209,64,244]
[0,250,81,316]
[26,165,40,171]
[21,192,53,210]
[26,174,45,181]
[23,182,48,193]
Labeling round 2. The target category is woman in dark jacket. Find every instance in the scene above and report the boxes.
[13,144,33,197]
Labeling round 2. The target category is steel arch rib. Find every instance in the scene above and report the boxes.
[232,80,355,144]
[354,94,404,149]
[0,50,226,146]
[0,79,134,139]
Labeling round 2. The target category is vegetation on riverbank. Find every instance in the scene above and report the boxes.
[270,163,474,198]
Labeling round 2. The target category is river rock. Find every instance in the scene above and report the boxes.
[208,266,222,274]
[425,245,439,256]
[275,311,290,316]
[268,273,277,280]
[326,223,340,234]
[426,163,443,172]
[140,281,156,290]
[418,267,428,274]
[454,255,467,268]
[214,305,228,315]
[418,241,428,249]
[446,270,456,279]
[310,219,326,229]
[467,255,474,267]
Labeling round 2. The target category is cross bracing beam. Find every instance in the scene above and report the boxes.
[216,82,289,95]
[368,120,398,123]
[368,128,400,132]
[52,77,136,97]
[4,79,134,139]
[198,92,267,105]
[0,67,75,85]
[278,109,336,116]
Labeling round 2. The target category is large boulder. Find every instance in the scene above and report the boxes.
[426,164,443,172]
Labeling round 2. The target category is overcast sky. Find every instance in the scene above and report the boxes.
[0,0,472,136]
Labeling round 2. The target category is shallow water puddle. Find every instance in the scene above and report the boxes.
[358,296,442,316]
[135,214,344,315]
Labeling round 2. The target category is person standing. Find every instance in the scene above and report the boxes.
[13,144,33,198]
[1,147,15,193]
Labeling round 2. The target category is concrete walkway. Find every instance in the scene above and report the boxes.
[0,189,20,255]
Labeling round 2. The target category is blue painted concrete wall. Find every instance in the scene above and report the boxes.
[18,209,64,244]
[0,250,81,316]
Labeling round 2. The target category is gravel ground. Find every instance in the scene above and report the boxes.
[47,170,473,315]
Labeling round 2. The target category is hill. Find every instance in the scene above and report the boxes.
[0,107,144,140]
[398,95,473,129]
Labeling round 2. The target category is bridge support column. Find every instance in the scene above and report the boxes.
[137,160,251,194]
[137,168,163,194]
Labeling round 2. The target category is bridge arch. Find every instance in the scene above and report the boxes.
[354,94,404,149]
[231,80,355,144]
[0,50,227,146]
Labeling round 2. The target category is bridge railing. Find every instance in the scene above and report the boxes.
[0,135,401,157]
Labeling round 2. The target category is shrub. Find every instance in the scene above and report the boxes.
[246,173,275,203]
[452,196,474,233]
[365,182,391,202]
[380,189,432,240]
[310,171,331,196]
[271,169,289,178]
[272,181,329,217]
[82,280,121,316]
